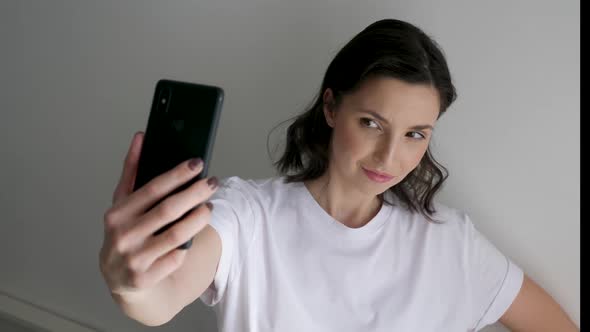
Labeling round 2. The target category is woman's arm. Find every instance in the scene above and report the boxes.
[499,274,578,331]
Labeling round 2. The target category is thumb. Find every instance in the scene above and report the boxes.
[112,131,144,205]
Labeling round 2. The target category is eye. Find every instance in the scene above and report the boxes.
[407,131,426,140]
[360,118,380,129]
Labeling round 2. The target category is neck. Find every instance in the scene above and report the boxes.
[304,170,382,229]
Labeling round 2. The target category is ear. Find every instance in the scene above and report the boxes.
[322,88,336,128]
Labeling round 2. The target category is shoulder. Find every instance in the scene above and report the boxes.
[390,197,476,241]
[430,201,473,228]
[217,175,285,193]
[214,175,290,203]
[210,176,302,223]
[431,201,478,238]
[389,194,472,228]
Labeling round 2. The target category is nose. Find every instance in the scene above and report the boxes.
[373,137,401,167]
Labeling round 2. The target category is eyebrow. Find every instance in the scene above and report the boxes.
[358,110,434,131]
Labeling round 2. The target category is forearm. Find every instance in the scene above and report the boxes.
[500,274,579,331]
[111,277,180,327]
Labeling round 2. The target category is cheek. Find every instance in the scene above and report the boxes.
[330,123,366,162]
[399,145,428,174]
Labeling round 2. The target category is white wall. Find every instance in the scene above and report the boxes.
[1,1,579,331]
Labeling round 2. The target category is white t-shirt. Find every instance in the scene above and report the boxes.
[199,176,523,332]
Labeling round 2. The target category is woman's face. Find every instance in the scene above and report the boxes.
[323,76,440,194]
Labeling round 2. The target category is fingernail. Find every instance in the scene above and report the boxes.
[206,202,213,211]
[207,176,218,189]
[189,158,203,170]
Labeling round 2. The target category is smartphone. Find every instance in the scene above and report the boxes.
[133,79,224,250]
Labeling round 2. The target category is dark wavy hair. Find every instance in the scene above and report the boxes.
[268,19,457,223]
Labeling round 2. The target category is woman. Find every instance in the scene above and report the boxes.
[99,19,578,331]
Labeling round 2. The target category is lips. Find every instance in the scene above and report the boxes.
[362,167,395,183]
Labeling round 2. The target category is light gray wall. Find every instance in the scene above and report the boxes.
[1,1,579,331]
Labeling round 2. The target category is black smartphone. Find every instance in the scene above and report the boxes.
[133,79,224,250]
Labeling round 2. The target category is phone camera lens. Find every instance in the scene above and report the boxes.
[157,87,172,113]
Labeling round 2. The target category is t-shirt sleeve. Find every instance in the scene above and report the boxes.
[199,176,257,307]
[464,213,524,331]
